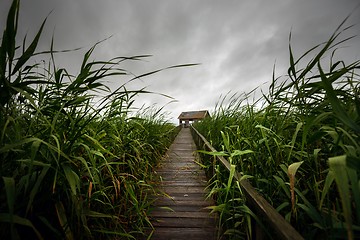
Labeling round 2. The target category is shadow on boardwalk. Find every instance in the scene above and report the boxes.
[147,127,218,240]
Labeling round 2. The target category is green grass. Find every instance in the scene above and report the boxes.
[0,1,180,239]
[195,16,360,239]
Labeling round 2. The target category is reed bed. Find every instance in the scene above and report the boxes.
[195,17,360,239]
[0,1,179,239]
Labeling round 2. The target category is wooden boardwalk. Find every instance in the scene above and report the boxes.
[148,127,217,240]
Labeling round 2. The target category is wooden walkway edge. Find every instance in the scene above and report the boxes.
[148,127,217,240]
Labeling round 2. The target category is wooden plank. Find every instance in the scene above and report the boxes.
[150,227,217,240]
[157,166,201,171]
[160,181,207,186]
[158,176,207,182]
[158,173,203,177]
[150,211,215,218]
[153,199,212,207]
[151,195,208,202]
[157,186,210,194]
[152,217,216,228]
[151,205,210,212]
[157,163,200,168]
[160,158,198,162]
[154,170,205,175]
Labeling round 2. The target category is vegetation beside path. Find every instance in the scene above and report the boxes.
[0,1,179,239]
[195,16,360,240]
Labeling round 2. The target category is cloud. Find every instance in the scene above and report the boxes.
[1,0,359,123]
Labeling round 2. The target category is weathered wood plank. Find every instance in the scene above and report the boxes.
[155,194,208,201]
[153,199,212,207]
[159,181,207,187]
[150,211,215,218]
[152,217,216,227]
[151,205,211,212]
[157,186,210,194]
[154,170,205,175]
[150,227,217,240]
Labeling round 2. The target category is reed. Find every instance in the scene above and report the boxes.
[195,16,360,239]
[0,1,179,239]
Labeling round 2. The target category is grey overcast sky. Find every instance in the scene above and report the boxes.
[1,0,360,123]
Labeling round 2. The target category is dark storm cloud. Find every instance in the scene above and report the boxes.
[1,0,359,122]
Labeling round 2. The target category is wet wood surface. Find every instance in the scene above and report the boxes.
[148,127,217,240]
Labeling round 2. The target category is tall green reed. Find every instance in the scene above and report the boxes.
[195,16,360,239]
[0,1,180,239]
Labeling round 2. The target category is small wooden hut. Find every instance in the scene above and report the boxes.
[178,110,210,127]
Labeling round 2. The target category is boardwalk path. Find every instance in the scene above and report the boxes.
[149,127,217,240]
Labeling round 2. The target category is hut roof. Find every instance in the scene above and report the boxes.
[178,110,210,120]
